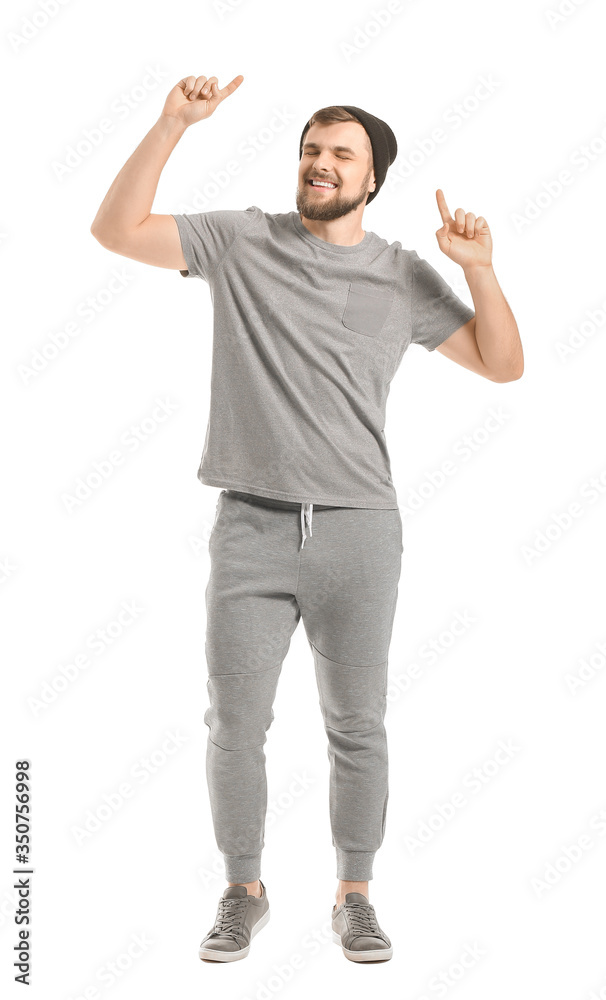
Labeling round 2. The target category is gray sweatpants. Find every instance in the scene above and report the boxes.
[204,488,403,883]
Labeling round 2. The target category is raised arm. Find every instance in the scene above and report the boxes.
[90,73,244,270]
[434,188,523,382]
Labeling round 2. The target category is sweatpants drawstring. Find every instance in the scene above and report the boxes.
[300,502,313,549]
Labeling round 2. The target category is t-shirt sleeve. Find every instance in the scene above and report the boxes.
[171,205,258,280]
[410,251,476,351]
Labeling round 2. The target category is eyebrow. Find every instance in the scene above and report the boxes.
[302,142,358,155]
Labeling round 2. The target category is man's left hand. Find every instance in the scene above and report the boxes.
[435,189,493,270]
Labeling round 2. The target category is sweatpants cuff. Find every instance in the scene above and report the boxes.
[336,849,375,881]
[224,852,262,884]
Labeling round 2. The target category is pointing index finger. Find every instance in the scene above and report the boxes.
[436,188,453,224]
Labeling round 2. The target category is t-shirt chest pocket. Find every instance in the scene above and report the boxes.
[341,281,395,338]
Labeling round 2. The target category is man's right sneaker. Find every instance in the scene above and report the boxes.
[199,881,270,962]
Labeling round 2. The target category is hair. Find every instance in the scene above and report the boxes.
[302,106,373,163]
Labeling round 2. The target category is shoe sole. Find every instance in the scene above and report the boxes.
[199,907,270,962]
[331,928,393,962]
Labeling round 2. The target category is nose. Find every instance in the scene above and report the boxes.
[306,155,334,175]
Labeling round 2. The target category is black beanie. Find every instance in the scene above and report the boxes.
[299,105,398,205]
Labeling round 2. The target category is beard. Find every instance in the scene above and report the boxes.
[295,164,374,221]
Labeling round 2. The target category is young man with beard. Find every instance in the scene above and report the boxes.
[91,73,522,964]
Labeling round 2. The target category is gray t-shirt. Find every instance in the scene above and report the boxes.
[172,205,475,508]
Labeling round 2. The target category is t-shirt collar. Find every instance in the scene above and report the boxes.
[291,211,375,255]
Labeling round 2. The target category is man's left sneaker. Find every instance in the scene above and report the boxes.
[332,892,393,962]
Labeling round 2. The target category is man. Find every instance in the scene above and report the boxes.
[91,73,523,965]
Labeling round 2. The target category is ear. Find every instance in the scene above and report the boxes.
[368,155,376,192]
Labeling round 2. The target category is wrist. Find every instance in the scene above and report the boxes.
[463,261,493,275]
[463,262,494,284]
[157,114,188,138]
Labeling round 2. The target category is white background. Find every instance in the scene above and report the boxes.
[3,0,606,996]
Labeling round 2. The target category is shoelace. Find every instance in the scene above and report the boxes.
[343,901,382,937]
[208,897,248,941]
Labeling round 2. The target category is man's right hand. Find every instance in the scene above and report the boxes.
[91,72,245,270]
[161,74,244,128]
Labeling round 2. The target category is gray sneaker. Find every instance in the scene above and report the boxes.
[332,892,393,962]
[199,881,270,962]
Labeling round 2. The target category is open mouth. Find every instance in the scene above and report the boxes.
[308,179,338,191]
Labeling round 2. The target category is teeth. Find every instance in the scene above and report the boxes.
[311,180,336,188]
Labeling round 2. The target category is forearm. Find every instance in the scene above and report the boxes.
[464,264,523,381]
[90,115,187,239]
